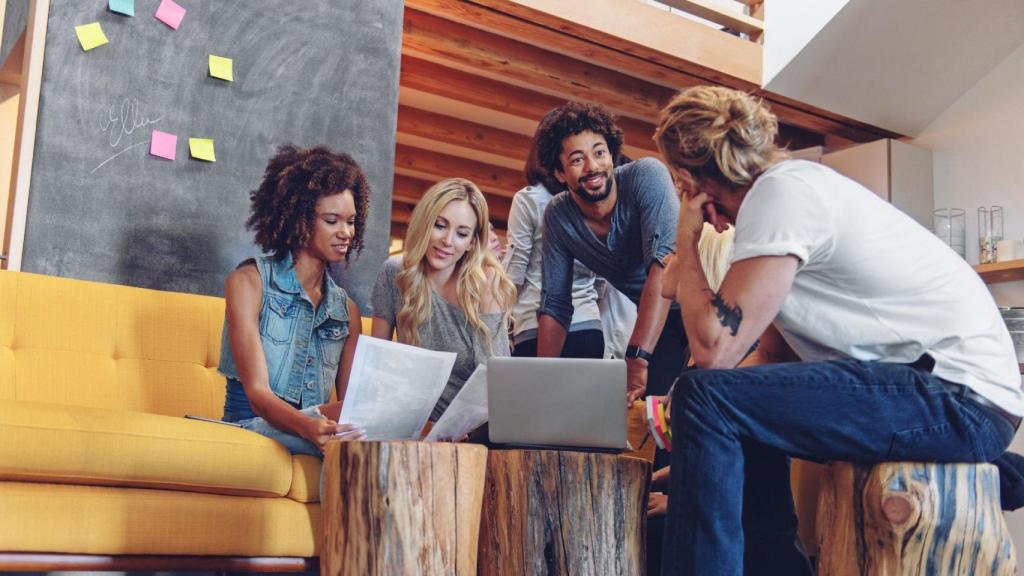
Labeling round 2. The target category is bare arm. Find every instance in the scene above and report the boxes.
[536,313,568,357]
[371,317,394,341]
[671,192,798,369]
[624,262,674,403]
[334,298,362,404]
[224,266,342,448]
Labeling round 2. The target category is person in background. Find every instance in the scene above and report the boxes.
[505,110,604,358]
[535,102,684,402]
[595,278,636,359]
[219,145,368,455]
[487,221,508,262]
[372,178,516,421]
[647,222,795,576]
[655,85,1021,575]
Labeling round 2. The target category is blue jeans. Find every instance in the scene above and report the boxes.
[235,405,322,457]
[661,358,1016,576]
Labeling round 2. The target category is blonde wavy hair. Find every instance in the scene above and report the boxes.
[654,85,785,188]
[396,178,515,351]
[699,222,735,291]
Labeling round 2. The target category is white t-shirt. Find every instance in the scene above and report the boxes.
[733,160,1023,416]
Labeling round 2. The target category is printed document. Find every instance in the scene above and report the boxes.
[339,336,455,440]
[425,364,488,441]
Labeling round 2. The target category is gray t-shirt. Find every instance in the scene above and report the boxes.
[539,157,680,329]
[371,256,510,420]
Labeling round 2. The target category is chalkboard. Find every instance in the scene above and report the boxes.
[21,0,401,313]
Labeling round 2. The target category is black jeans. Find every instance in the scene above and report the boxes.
[512,328,605,359]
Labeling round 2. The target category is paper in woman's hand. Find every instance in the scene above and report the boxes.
[339,336,456,440]
[425,364,488,441]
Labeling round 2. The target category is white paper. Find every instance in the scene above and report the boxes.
[425,364,488,441]
[339,336,456,440]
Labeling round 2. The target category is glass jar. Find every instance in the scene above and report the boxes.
[933,208,965,258]
[978,206,1004,264]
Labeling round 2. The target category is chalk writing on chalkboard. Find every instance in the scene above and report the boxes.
[93,96,163,173]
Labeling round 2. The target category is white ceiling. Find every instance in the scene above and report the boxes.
[763,0,1024,137]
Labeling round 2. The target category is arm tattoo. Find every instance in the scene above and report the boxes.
[710,291,743,336]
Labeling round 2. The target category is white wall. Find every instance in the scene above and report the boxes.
[914,40,1024,550]
[762,0,849,86]
[914,41,1024,306]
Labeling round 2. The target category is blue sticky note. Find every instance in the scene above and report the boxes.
[109,0,135,17]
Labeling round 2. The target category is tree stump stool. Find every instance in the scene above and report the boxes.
[478,449,651,575]
[816,461,1016,575]
[321,441,488,576]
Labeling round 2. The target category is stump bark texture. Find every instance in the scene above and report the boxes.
[478,449,650,576]
[321,440,488,576]
[816,461,1016,575]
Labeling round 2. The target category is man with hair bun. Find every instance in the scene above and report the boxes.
[655,85,1022,574]
[534,101,686,403]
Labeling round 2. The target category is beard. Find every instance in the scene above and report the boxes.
[570,171,614,204]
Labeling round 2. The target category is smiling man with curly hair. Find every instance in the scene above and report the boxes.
[534,102,686,405]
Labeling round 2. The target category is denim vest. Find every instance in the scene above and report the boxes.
[219,254,350,421]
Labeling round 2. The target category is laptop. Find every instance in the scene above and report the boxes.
[487,357,628,451]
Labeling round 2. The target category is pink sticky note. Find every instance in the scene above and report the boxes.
[150,130,177,160]
[154,0,186,30]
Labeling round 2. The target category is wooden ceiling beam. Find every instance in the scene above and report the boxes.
[395,143,523,199]
[397,104,532,164]
[393,173,512,223]
[390,222,409,243]
[391,201,415,225]
[399,57,660,154]
[403,9,674,124]
[406,0,900,142]
[405,0,754,87]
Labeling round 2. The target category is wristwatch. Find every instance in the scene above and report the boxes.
[625,345,653,362]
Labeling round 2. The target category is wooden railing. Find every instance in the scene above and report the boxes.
[650,0,764,42]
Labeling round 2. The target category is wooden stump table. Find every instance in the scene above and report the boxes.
[816,461,1017,575]
[321,441,488,576]
[478,449,651,576]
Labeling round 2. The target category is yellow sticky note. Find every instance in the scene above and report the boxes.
[75,22,109,51]
[189,138,216,162]
[209,55,234,82]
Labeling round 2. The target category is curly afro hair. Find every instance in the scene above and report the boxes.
[535,102,624,179]
[247,145,370,263]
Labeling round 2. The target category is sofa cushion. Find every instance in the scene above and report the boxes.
[288,454,322,503]
[0,481,320,556]
[0,400,293,497]
[0,271,227,417]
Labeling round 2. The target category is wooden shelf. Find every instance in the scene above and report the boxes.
[975,259,1024,284]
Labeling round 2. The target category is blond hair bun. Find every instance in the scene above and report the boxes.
[655,85,781,186]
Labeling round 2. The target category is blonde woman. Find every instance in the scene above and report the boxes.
[371,178,515,421]
[654,85,1020,575]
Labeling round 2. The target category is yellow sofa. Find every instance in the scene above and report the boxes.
[0,270,333,569]
[0,269,825,569]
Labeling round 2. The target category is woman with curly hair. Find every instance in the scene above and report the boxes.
[218,145,370,455]
[371,178,516,421]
